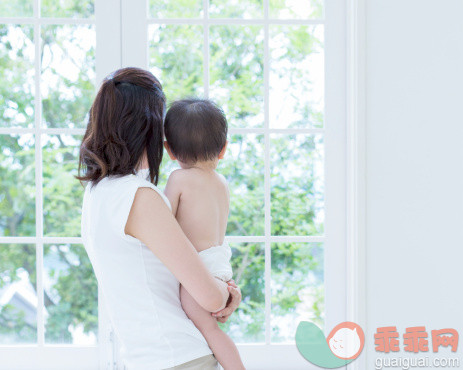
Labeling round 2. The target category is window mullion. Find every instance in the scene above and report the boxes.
[203,0,209,98]
[96,0,124,366]
[97,0,123,78]
[0,127,326,135]
[263,0,271,346]
[34,0,45,347]
[145,18,324,25]
[120,0,147,68]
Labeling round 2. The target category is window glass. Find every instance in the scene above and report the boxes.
[269,0,324,19]
[0,135,35,237]
[271,242,324,342]
[210,25,264,128]
[41,0,94,18]
[0,244,37,344]
[43,135,83,237]
[149,25,204,101]
[0,25,35,128]
[269,25,324,128]
[43,244,97,344]
[41,25,95,128]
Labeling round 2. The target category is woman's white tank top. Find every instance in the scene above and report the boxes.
[81,171,212,369]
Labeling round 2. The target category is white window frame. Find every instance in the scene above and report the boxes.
[0,0,367,368]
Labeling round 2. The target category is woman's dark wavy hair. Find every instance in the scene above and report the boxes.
[77,67,166,186]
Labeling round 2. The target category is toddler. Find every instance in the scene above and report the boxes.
[163,98,245,370]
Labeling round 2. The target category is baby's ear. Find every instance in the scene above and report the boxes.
[218,141,228,159]
[164,141,177,160]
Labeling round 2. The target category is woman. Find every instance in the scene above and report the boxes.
[78,67,241,370]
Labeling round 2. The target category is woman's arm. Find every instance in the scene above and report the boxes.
[125,187,229,312]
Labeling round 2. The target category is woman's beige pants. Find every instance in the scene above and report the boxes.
[164,355,219,370]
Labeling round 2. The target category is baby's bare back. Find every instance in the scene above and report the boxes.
[174,168,229,252]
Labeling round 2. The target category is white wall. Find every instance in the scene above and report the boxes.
[365,0,463,367]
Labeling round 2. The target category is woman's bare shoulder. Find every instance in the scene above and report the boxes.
[125,186,172,235]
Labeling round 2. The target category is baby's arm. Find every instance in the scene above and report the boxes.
[164,170,184,216]
[180,285,245,370]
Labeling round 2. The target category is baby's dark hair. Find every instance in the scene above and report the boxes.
[164,98,228,163]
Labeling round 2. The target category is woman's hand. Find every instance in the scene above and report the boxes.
[211,279,241,323]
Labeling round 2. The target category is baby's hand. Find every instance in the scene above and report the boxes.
[212,279,241,323]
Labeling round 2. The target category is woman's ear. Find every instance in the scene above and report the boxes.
[218,141,228,160]
[164,141,177,160]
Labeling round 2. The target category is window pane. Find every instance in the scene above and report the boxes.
[41,0,94,18]
[149,25,203,101]
[41,24,95,128]
[271,134,324,236]
[270,25,324,128]
[209,0,263,18]
[0,25,34,128]
[43,135,83,237]
[210,25,264,128]
[0,134,35,237]
[149,0,202,18]
[269,0,323,19]
[220,243,264,343]
[44,244,97,344]
[271,242,324,343]
[0,1,33,17]
[0,244,37,344]
[220,134,264,236]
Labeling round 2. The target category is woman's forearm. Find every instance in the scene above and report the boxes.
[213,278,229,312]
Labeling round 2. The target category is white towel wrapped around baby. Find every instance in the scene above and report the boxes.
[198,242,233,282]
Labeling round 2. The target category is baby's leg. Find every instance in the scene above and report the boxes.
[180,284,245,370]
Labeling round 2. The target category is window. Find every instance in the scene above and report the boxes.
[0,0,348,368]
